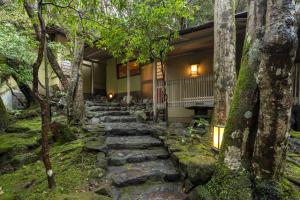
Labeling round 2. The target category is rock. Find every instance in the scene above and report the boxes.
[106,136,163,149]
[107,160,180,187]
[175,152,216,185]
[108,148,169,166]
[50,121,76,144]
[90,117,100,124]
[96,152,107,168]
[118,182,187,200]
[89,167,105,179]
[84,141,108,153]
[5,126,30,133]
[104,123,154,136]
[95,185,113,197]
[11,152,39,167]
[100,116,137,123]
[55,192,112,200]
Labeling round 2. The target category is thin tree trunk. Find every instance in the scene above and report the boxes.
[24,0,56,188]
[47,47,69,90]
[213,0,236,126]
[67,37,85,124]
[252,0,298,180]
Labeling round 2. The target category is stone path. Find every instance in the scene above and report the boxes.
[86,101,186,200]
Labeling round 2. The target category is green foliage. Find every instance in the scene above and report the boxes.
[0,2,35,84]
[93,0,191,64]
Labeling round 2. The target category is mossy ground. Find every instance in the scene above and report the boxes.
[290,131,300,139]
[0,109,107,200]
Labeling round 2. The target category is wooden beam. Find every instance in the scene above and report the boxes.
[127,62,130,105]
[152,61,157,121]
[91,62,94,95]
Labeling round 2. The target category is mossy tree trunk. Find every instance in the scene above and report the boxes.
[0,97,8,131]
[66,37,85,124]
[213,0,236,126]
[252,0,298,180]
[220,0,266,171]
[194,0,298,199]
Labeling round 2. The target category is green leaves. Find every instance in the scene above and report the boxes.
[93,0,191,64]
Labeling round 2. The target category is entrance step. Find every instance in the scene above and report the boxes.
[86,105,127,112]
[106,136,162,149]
[115,182,187,200]
[108,148,169,166]
[107,160,180,187]
[104,123,155,136]
[100,116,137,123]
[86,111,130,119]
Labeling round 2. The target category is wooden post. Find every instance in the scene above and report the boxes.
[91,62,94,96]
[152,61,157,121]
[127,62,130,105]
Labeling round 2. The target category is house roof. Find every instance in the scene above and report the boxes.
[83,12,248,63]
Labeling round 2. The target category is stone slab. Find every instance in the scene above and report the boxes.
[107,160,180,186]
[108,148,169,165]
[106,136,163,149]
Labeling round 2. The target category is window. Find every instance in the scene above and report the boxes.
[117,60,140,79]
[156,62,163,80]
[61,60,72,76]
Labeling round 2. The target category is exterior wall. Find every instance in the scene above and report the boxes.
[166,49,213,122]
[83,62,106,95]
[166,49,213,80]
[106,58,141,96]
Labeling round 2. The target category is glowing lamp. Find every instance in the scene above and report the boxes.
[108,93,114,99]
[213,125,224,149]
[190,64,198,76]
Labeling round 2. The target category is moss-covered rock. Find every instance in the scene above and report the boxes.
[14,105,40,120]
[11,152,39,167]
[0,97,8,131]
[255,179,300,200]
[55,192,112,200]
[188,165,252,200]
[50,121,76,144]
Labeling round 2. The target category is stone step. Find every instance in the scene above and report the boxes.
[100,116,137,123]
[86,106,127,112]
[108,148,169,166]
[107,160,181,187]
[104,123,155,136]
[86,111,130,119]
[115,182,187,200]
[106,136,163,149]
[86,101,121,107]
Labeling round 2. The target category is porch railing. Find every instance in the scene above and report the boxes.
[157,74,214,109]
[293,63,300,105]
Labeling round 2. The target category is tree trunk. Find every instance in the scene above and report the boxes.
[47,46,69,91]
[24,0,56,189]
[0,96,8,131]
[219,0,266,170]
[12,74,36,108]
[252,0,298,180]
[40,100,56,188]
[213,0,236,126]
[66,37,85,124]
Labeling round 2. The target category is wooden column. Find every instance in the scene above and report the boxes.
[127,62,130,105]
[91,62,94,95]
[152,61,157,121]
